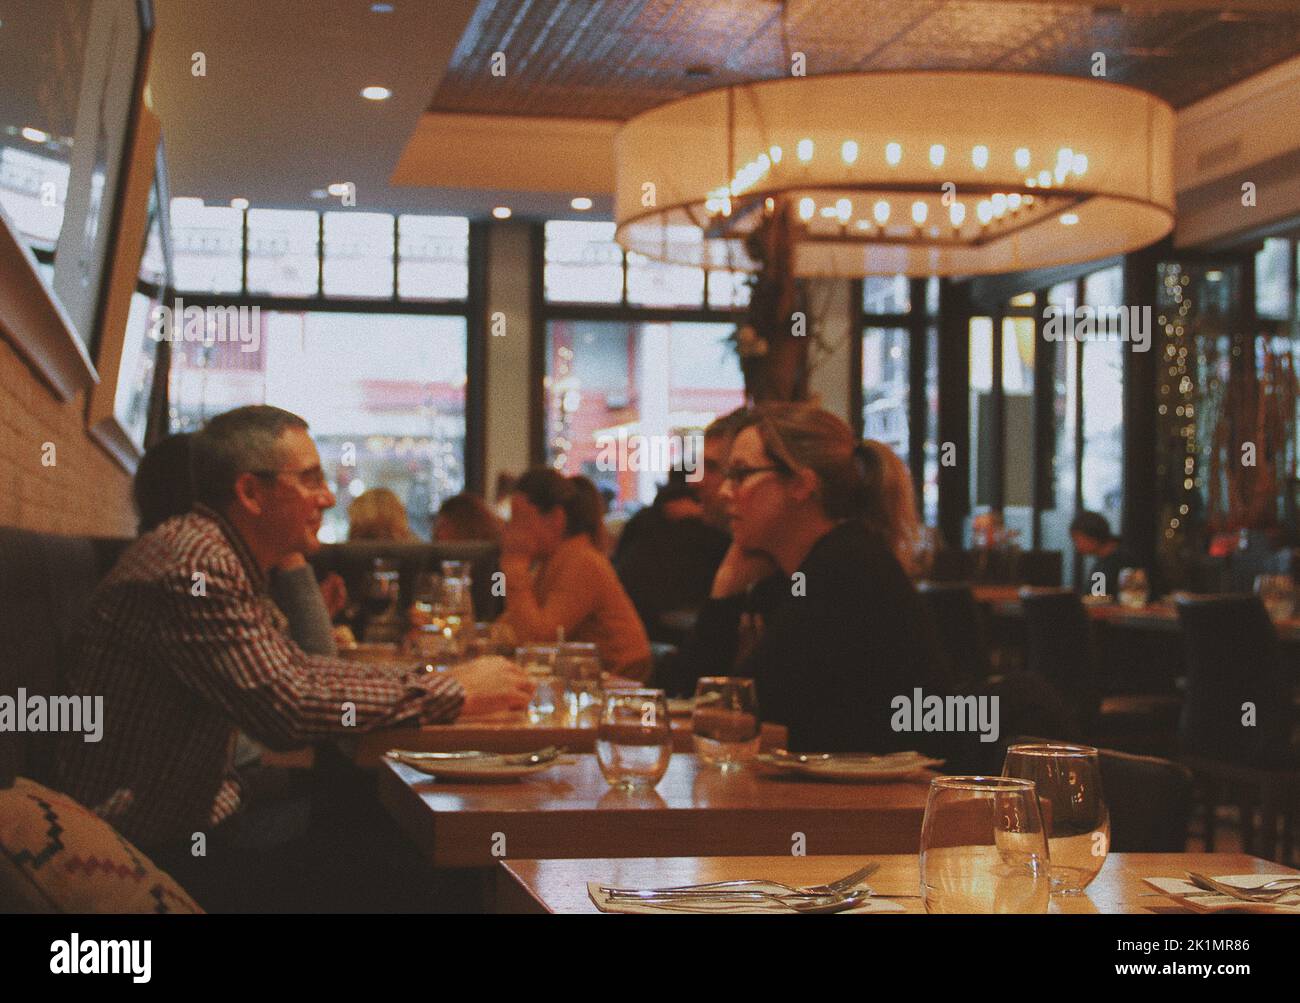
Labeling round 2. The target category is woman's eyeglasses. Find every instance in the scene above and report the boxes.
[721,464,785,486]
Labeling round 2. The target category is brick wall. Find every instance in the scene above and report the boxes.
[0,336,135,537]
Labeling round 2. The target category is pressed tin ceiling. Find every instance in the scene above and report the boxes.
[430,0,1300,120]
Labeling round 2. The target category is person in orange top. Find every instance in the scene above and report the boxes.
[498,468,652,681]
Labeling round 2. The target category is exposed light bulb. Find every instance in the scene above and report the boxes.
[911,201,928,225]
[1072,153,1088,176]
[798,196,815,221]
[971,145,989,169]
[1038,169,1052,188]
[949,202,966,227]
[977,200,994,225]
[929,144,945,167]
[885,142,902,166]
[873,200,890,225]
[991,193,1008,216]
[1060,212,1080,225]
[841,140,858,165]
[769,145,783,163]
[835,197,852,222]
[796,138,814,162]
[1014,147,1031,170]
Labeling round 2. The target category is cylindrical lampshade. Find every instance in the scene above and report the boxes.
[614,71,1175,277]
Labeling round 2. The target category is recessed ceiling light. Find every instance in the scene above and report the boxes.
[230,197,249,211]
[327,182,351,196]
[370,2,394,11]
[570,197,593,211]
[1059,212,1080,225]
[310,189,328,199]
[21,126,49,143]
[361,86,391,101]
[492,206,512,220]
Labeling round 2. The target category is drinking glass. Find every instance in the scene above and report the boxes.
[556,642,603,723]
[433,561,475,653]
[517,644,561,722]
[1002,743,1109,895]
[691,677,761,771]
[595,689,672,791]
[1117,567,1149,609]
[1254,574,1296,622]
[919,776,1051,914]
[361,558,402,642]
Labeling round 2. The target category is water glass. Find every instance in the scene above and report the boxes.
[595,689,672,791]
[556,642,603,723]
[919,776,1051,914]
[1002,743,1109,895]
[691,677,761,771]
[1117,567,1149,609]
[1254,574,1295,622]
[527,675,564,724]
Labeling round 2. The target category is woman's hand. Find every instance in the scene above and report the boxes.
[710,541,777,598]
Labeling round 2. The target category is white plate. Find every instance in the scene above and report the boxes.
[754,751,943,782]
[386,749,561,781]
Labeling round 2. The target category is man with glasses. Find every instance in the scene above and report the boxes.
[53,405,531,910]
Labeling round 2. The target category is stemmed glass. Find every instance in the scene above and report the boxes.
[919,776,1051,914]
[1254,574,1296,622]
[1117,567,1149,608]
[595,689,672,791]
[691,677,761,771]
[1002,743,1109,895]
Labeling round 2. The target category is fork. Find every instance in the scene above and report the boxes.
[1185,872,1300,902]
[604,862,879,898]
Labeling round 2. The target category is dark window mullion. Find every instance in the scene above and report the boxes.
[991,313,1005,514]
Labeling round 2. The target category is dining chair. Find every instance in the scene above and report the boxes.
[1174,594,1298,862]
[917,581,993,689]
[1009,737,1193,852]
[1019,588,1180,754]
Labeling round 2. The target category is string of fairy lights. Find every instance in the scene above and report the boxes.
[1157,265,1197,545]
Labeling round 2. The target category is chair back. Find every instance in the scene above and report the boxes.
[0,529,129,786]
[1174,594,1293,767]
[917,582,991,688]
[1009,736,1192,852]
[1018,587,1099,736]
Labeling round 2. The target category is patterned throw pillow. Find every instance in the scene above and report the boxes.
[0,777,202,914]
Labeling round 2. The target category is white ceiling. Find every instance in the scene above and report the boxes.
[146,0,581,218]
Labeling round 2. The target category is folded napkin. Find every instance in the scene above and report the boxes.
[586,881,905,915]
[1144,875,1300,913]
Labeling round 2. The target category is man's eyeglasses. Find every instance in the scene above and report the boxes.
[252,466,330,491]
[721,464,785,486]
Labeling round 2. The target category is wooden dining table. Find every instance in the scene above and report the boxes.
[342,712,788,768]
[496,851,1300,914]
[971,585,1300,643]
[377,753,934,868]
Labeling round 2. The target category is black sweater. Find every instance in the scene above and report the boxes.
[677,520,954,755]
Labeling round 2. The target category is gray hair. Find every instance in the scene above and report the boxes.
[191,405,309,507]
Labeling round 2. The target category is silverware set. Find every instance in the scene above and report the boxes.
[386,746,562,767]
[1183,872,1300,904]
[597,863,915,912]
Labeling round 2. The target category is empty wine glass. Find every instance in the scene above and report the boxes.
[691,677,761,771]
[361,558,401,642]
[1002,743,1109,895]
[596,689,672,791]
[1117,567,1149,609]
[920,776,1051,914]
[1254,574,1295,622]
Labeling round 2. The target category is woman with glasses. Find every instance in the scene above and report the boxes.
[676,402,954,755]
